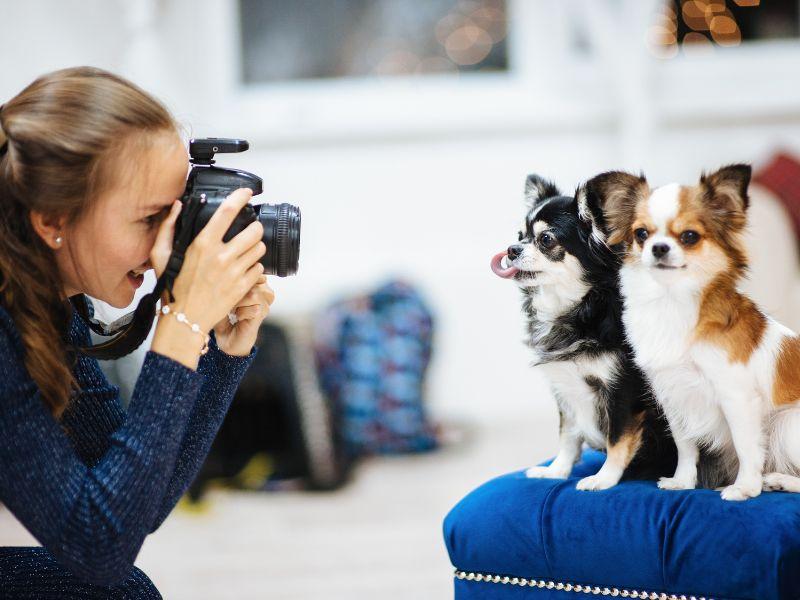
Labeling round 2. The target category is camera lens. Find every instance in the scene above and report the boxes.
[259,203,301,277]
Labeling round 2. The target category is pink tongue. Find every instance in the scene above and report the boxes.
[491,252,519,279]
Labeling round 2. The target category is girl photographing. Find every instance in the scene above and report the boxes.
[0,66,274,597]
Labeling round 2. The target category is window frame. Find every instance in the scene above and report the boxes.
[201,0,800,146]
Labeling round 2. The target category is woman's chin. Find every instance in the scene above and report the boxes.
[102,283,137,309]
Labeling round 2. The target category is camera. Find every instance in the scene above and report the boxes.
[177,138,301,277]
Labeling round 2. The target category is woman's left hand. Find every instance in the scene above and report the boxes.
[212,274,275,356]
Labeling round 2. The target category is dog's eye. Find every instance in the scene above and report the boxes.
[634,228,649,243]
[538,232,557,249]
[680,230,700,246]
[518,231,524,242]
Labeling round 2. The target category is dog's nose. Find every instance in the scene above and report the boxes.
[652,243,670,259]
[507,244,523,260]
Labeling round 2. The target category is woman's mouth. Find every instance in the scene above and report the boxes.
[491,252,519,279]
[127,270,145,289]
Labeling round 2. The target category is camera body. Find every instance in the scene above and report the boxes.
[177,138,300,277]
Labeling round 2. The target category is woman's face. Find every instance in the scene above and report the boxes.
[59,132,189,308]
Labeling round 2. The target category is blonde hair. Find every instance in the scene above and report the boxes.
[0,66,180,417]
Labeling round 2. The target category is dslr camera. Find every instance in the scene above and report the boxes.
[177,138,301,277]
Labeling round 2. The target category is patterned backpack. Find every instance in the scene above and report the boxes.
[314,280,438,456]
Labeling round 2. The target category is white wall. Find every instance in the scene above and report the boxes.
[3,1,800,422]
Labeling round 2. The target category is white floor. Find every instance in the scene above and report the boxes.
[0,412,558,599]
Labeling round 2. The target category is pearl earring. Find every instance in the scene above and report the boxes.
[55,236,63,246]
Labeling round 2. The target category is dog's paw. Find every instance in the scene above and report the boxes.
[761,472,800,493]
[575,473,619,491]
[657,476,696,491]
[525,465,569,479]
[763,473,786,492]
[761,472,800,492]
[720,480,761,501]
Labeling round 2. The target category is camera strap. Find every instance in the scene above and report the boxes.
[70,196,203,360]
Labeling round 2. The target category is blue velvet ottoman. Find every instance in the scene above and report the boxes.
[444,450,800,600]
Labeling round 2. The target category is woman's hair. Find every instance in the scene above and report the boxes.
[0,66,180,418]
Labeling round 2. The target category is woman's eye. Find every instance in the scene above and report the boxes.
[680,230,700,246]
[539,232,556,249]
[142,208,167,228]
[634,228,649,243]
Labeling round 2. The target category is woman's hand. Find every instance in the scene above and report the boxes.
[150,199,183,279]
[212,274,275,356]
[150,187,267,334]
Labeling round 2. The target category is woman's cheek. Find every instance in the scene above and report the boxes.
[138,222,159,252]
[125,226,155,269]
[146,225,160,251]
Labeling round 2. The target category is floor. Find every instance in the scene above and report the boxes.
[0,413,557,599]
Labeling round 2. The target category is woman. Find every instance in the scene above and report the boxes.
[0,67,274,597]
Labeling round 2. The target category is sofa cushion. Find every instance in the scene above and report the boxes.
[443,450,800,599]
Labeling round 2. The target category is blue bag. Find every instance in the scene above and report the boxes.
[315,280,438,456]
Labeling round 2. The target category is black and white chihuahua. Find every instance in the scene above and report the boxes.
[491,174,680,490]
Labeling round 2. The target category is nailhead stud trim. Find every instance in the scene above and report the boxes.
[453,570,712,600]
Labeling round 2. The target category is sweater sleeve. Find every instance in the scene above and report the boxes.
[0,319,205,586]
[149,331,257,532]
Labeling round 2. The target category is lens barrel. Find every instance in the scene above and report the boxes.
[259,203,301,277]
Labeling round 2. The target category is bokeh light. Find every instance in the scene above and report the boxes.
[646,5,680,58]
[374,50,421,76]
[710,13,742,45]
[647,0,768,56]
[436,12,471,45]
[444,24,494,65]
[683,30,716,54]
[682,0,711,31]
[469,5,507,43]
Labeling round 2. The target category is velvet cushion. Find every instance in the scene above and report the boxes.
[443,450,800,600]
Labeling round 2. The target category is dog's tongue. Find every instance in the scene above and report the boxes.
[491,252,519,279]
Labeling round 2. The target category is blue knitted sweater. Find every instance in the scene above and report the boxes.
[0,299,257,586]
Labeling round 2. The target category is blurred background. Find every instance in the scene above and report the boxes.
[2,1,800,598]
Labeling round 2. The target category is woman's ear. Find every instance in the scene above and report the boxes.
[29,209,68,250]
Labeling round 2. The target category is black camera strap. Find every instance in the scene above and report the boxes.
[71,195,203,360]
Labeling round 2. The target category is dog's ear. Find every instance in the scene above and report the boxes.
[700,164,751,228]
[578,171,649,246]
[524,174,560,207]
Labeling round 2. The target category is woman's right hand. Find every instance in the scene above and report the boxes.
[153,188,266,333]
[150,188,267,369]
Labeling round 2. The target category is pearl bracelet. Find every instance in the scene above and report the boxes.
[157,304,210,356]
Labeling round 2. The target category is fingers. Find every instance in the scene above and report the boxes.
[239,262,265,296]
[261,281,275,306]
[150,200,182,276]
[226,220,265,259]
[225,264,264,315]
[235,278,275,307]
[231,283,274,321]
[200,187,254,241]
[233,304,264,321]
[233,240,266,274]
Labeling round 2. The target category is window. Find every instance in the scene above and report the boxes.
[239,0,508,83]
[649,0,799,56]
